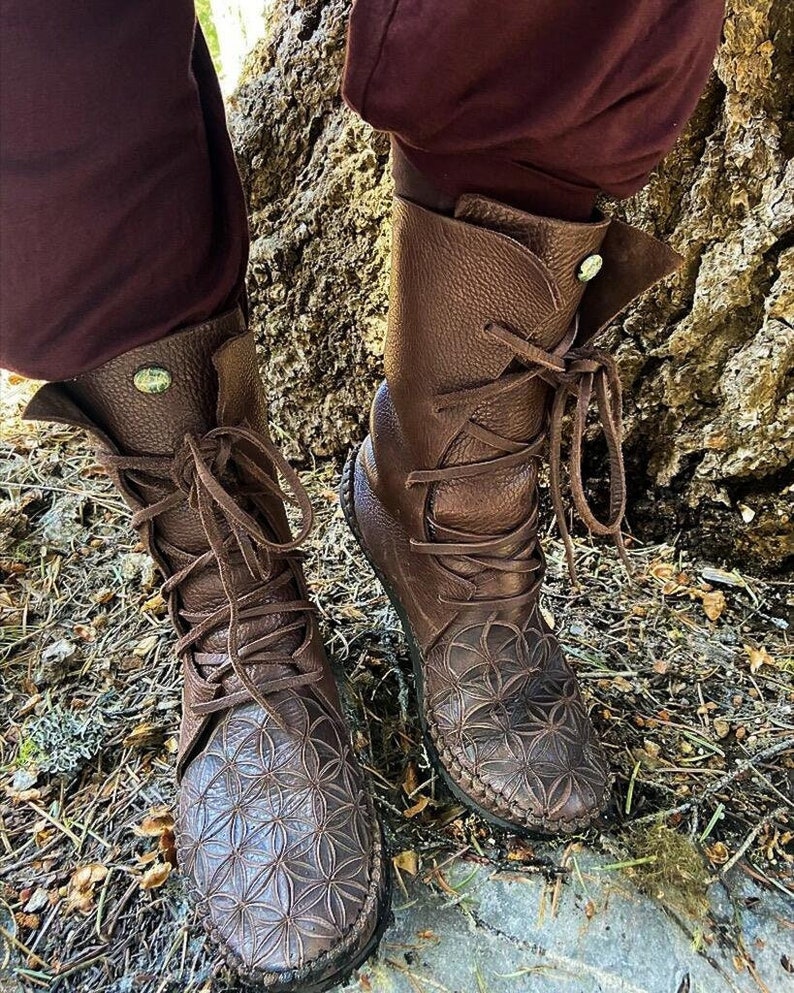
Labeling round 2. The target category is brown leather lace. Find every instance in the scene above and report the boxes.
[406,317,628,606]
[101,424,322,717]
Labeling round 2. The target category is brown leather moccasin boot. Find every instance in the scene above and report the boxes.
[341,196,680,835]
[25,309,390,991]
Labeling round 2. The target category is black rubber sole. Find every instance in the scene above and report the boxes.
[339,445,603,839]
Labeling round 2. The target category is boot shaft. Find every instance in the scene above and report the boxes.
[368,195,681,606]
[382,197,608,471]
[24,308,287,564]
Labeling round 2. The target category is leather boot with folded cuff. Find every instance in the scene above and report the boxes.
[25,309,390,992]
[341,196,680,834]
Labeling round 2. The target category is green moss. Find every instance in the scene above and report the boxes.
[15,736,42,768]
[623,823,711,918]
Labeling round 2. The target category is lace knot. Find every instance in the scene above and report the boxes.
[169,434,219,496]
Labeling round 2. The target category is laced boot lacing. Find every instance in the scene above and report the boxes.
[101,423,321,719]
[406,316,628,607]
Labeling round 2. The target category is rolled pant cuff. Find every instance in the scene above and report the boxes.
[393,140,599,222]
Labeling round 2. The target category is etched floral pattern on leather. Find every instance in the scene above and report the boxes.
[178,694,382,979]
[424,610,610,828]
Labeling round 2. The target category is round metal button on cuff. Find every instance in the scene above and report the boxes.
[133,366,172,395]
[577,254,603,282]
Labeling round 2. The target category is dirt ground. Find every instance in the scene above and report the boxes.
[0,372,792,992]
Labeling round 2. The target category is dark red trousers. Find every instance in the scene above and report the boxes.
[0,1,724,381]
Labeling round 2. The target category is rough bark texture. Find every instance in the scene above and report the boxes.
[230,0,793,571]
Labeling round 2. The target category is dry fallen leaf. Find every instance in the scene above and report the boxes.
[643,740,661,760]
[7,786,42,805]
[403,796,431,819]
[65,863,108,915]
[738,503,755,523]
[776,831,794,865]
[649,561,675,581]
[123,723,164,749]
[140,860,172,890]
[32,819,54,847]
[712,718,731,739]
[0,561,27,576]
[701,590,726,622]
[706,842,730,865]
[506,840,536,862]
[132,634,158,657]
[141,592,166,614]
[135,808,178,867]
[160,828,178,868]
[117,654,144,673]
[744,645,773,674]
[402,762,419,797]
[392,850,419,876]
[135,810,175,837]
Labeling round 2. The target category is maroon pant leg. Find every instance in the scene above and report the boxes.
[0,1,247,380]
[344,0,725,219]
[1,3,723,380]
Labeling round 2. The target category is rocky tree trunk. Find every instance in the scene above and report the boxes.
[228,0,793,571]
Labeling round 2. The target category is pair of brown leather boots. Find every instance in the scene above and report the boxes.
[25,194,678,991]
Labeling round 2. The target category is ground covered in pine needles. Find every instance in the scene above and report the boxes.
[0,373,792,992]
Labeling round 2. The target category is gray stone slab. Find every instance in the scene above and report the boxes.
[343,850,793,993]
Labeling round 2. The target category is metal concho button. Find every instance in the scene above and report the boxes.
[133,366,172,395]
[577,253,603,282]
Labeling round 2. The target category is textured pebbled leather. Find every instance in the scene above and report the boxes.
[349,196,681,834]
[24,310,388,989]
